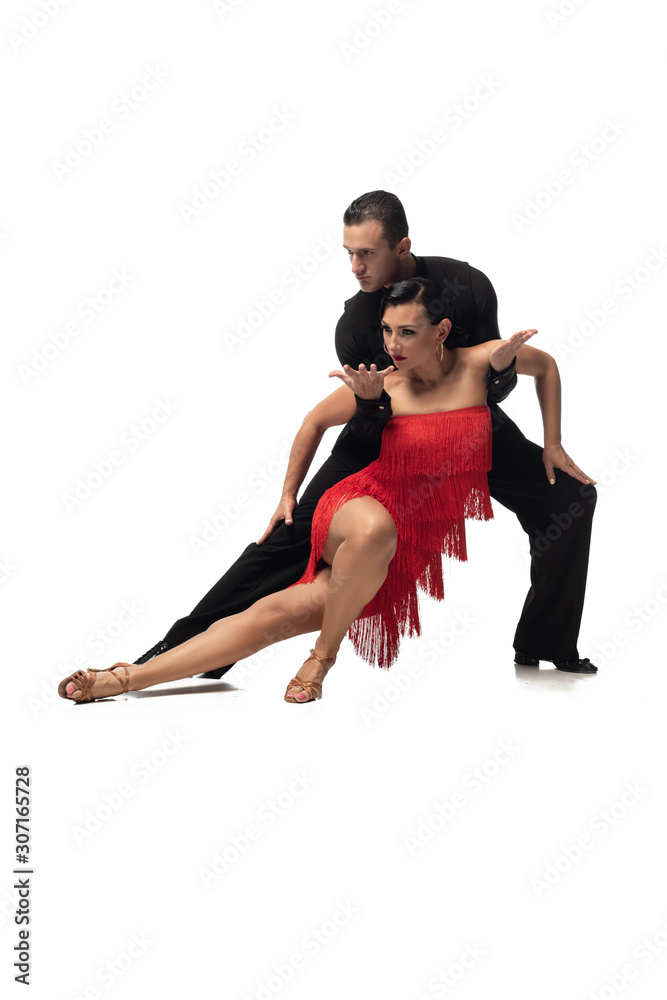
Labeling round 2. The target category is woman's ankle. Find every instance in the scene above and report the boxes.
[112,663,135,691]
[312,640,338,662]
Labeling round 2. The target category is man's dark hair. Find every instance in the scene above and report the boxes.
[380,277,451,326]
[343,190,409,249]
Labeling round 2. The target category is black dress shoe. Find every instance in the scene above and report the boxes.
[554,657,598,674]
[133,639,173,664]
[514,651,539,666]
[198,664,234,680]
[514,651,598,674]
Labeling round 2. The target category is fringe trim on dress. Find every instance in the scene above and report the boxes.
[291,406,493,669]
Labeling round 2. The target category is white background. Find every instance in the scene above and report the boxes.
[2,1,666,997]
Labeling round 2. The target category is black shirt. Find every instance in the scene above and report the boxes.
[335,253,501,371]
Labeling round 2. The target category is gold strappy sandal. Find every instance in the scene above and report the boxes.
[58,662,132,703]
[284,648,336,704]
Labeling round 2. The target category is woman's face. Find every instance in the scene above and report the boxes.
[381,301,449,369]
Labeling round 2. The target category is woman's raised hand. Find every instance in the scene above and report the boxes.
[329,363,395,399]
[489,329,537,371]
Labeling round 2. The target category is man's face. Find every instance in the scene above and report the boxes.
[343,221,406,293]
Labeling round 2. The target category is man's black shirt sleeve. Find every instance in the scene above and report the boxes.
[331,293,392,463]
[468,265,500,345]
[334,304,362,369]
[468,265,517,402]
[334,291,390,370]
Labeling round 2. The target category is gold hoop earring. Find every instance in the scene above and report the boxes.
[436,342,444,362]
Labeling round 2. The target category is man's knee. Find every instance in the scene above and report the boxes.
[577,481,597,512]
[561,480,598,526]
[526,486,598,555]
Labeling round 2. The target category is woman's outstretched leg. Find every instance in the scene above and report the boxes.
[60,495,397,703]
[60,572,332,701]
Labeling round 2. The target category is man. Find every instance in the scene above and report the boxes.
[135,190,597,674]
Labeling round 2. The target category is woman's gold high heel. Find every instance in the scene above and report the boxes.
[58,663,131,703]
[284,648,336,703]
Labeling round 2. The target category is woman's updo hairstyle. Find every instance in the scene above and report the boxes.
[380,277,463,349]
[380,277,449,323]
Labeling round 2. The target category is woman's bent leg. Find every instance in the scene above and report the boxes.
[286,497,397,701]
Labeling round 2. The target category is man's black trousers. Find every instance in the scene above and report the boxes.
[162,405,597,670]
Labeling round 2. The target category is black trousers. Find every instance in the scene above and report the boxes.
[163,405,596,669]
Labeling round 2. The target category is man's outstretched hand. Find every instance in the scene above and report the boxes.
[329,362,395,399]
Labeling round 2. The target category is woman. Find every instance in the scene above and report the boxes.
[58,278,570,705]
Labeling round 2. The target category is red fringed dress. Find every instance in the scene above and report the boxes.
[291,404,494,669]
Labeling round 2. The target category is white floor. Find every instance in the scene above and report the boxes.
[9,572,667,1000]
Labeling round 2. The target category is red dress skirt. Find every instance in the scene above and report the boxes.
[290,405,493,669]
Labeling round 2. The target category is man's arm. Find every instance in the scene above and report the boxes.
[468,265,518,404]
[334,297,391,371]
[257,385,356,544]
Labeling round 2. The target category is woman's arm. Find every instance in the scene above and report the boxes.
[477,333,596,486]
[257,386,356,544]
[514,345,596,485]
[329,362,395,454]
[495,338,562,451]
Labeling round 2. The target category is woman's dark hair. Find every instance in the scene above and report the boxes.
[380,277,451,326]
[343,190,408,249]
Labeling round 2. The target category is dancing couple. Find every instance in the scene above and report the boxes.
[59,191,598,705]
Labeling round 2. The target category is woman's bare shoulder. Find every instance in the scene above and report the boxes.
[384,370,403,389]
[453,342,499,368]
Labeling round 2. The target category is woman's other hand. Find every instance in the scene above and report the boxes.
[257,495,297,545]
[543,444,597,486]
[328,363,395,399]
[489,329,537,371]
